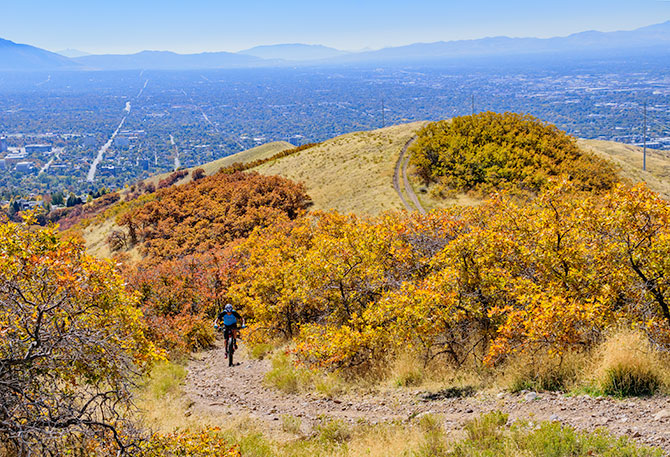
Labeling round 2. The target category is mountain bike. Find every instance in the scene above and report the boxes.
[215,324,245,367]
[224,327,236,367]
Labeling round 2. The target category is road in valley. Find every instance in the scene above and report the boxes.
[170,134,180,170]
[86,116,127,182]
[87,79,148,182]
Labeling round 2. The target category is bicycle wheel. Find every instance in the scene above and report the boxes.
[227,336,235,367]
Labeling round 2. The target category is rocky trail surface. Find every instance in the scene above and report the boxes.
[185,340,670,453]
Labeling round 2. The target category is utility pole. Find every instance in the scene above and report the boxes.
[643,101,647,172]
[381,97,385,128]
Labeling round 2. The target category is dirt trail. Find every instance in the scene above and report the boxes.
[393,136,426,214]
[393,139,414,211]
[185,340,670,453]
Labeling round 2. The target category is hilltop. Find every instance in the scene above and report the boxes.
[28,118,670,456]
[73,119,670,260]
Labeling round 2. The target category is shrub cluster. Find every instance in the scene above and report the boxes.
[410,112,619,194]
[117,171,311,260]
[157,169,189,189]
[218,142,320,175]
[230,183,670,373]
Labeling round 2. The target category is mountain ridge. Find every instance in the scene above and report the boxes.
[2,20,670,71]
[238,43,348,61]
[0,38,80,70]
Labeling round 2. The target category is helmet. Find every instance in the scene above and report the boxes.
[224,304,234,313]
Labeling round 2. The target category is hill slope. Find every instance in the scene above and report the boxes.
[0,38,78,71]
[137,141,293,190]
[255,122,427,215]
[578,139,670,199]
[76,123,670,259]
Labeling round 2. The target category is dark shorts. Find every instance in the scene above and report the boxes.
[223,323,237,339]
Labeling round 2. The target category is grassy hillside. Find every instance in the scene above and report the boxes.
[578,139,670,199]
[76,122,670,259]
[255,122,427,215]
[138,141,293,189]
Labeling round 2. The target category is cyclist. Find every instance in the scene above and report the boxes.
[215,303,244,357]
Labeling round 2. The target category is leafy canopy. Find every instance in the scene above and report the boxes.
[0,216,159,456]
[410,112,619,194]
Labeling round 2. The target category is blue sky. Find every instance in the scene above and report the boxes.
[4,0,670,54]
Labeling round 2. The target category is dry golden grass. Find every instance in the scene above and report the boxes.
[137,141,293,190]
[406,173,485,211]
[579,139,670,198]
[79,126,670,260]
[255,122,427,215]
[589,329,669,397]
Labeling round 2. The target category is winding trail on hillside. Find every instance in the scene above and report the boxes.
[393,138,414,211]
[393,136,426,213]
[401,137,426,214]
[184,339,670,452]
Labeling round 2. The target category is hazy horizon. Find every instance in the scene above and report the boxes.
[3,0,670,55]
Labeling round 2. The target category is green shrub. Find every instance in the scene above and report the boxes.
[595,330,664,398]
[250,342,274,360]
[264,352,313,394]
[601,364,660,397]
[145,361,187,399]
[281,415,303,435]
[316,419,351,444]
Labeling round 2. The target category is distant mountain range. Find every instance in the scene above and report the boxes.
[0,38,79,71]
[239,43,348,61]
[72,50,262,70]
[56,49,90,58]
[2,21,670,71]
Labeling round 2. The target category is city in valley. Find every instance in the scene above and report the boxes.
[1,57,669,209]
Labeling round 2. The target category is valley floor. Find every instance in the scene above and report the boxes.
[184,340,670,454]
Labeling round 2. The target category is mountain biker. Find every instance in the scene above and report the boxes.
[215,303,244,357]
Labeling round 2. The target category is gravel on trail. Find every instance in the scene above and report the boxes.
[184,340,670,453]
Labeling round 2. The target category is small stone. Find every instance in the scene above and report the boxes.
[465,408,474,413]
[653,409,670,421]
[525,392,538,402]
[496,392,506,399]
[549,414,560,422]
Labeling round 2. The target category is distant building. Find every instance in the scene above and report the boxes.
[99,165,118,176]
[15,162,35,173]
[0,137,7,152]
[83,136,97,148]
[4,152,27,165]
[15,199,42,211]
[0,159,6,170]
[25,144,52,154]
[114,137,130,148]
[50,163,69,173]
